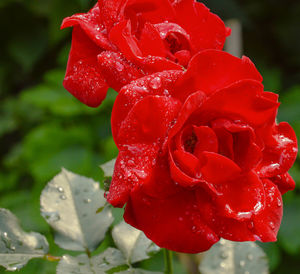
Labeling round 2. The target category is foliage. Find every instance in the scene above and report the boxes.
[0,0,299,273]
[0,169,268,274]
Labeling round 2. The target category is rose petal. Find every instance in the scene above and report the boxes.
[193,80,280,128]
[125,0,175,24]
[139,22,166,57]
[107,143,158,207]
[173,50,263,101]
[270,173,296,195]
[116,95,181,146]
[168,91,207,140]
[124,185,219,253]
[98,0,127,31]
[214,172,265,221]
[256,122,298,177]
[211,119,262,171]
[195,188,262,243]
[61,3,115,50]
[109,20,143,61]
[193,126,219,157]
[169,148,201,187]
[111,70,184,142]
[199,152,241,185]
[63,26,108,107]
[135,55,182,72]
[172,1,229,51]
[97,51,144,92]
[252,179,283,242]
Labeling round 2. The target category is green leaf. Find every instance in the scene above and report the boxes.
[112,221,160,264]
[20,82,96,117]
[117,269,163,274]
[56,248,127,274]
[100,158,116,178]
[40,169,113,252]
[278,197,300,254]
[199,239,268,274]
[0,209,49,271]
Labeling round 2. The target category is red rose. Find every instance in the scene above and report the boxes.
[61,0,230,107]
[106,50,298,253]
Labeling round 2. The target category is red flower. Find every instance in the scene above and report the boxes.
[107,50,298,253]
[61,0,230,107]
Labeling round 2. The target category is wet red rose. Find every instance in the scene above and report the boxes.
[106,50,298,253]
[61,0,230,107]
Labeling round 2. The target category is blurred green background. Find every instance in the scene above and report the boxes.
[0,0,299,273]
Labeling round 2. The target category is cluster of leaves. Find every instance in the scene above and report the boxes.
[0,169,163,273]
[0,168,269,274]
[0,0,299,273]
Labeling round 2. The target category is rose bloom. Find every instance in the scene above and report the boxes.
[106,50,298,253]
[61,0,230,107]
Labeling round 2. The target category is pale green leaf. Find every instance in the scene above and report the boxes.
[0,209,48,271]
[100,158,116,178]
[199,239,268,274]
[56,248,126,274]
[40,169,113,251]
[112,221,160,264]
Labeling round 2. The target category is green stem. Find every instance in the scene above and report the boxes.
[163,249,173,274]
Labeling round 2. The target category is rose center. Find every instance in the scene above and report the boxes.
[184,132,198,153]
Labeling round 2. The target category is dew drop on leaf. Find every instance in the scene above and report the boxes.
[57,187,64,193]
[60,195,67,200]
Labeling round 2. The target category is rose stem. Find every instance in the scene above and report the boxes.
[164,249,174,274]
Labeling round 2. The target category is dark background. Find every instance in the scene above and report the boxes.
[0,0,299,273]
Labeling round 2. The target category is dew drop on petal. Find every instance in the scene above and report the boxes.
[247,221,254,230]
[149,77,162,90]
[115,62,124,72]
[277,197,282,207]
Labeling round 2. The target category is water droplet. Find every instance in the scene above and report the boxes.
[57,187,64,193]
[98,262,108,267]
[128,160,134,165]
[247,221,254,230]
[43,212,60,222]
[220,251,227,259]
[277,198,282,207]
[115,62,124,72]
[84,198,91,204]
[149,77,162,90]
[1,232,15,251]
[191,226,197,232]
[239,260,245,267]
[178,217,183,222]
[269,222,275,230]
[247,253,253,261]
[220,262,226,268]
[60,195,66,200]
[219,239,226,245]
